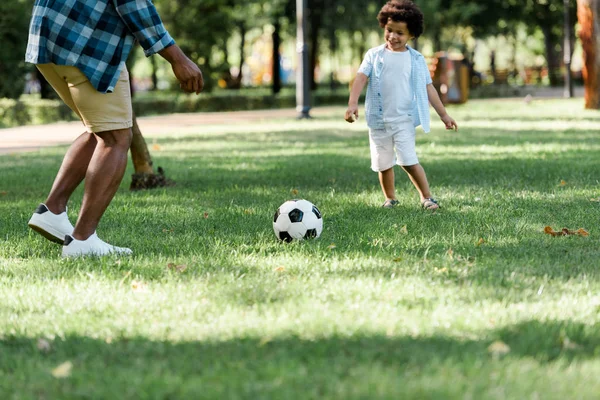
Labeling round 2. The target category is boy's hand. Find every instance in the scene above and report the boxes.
[441,114,458,131]
[345,106,359,123]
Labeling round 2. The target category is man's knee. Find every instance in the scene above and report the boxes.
[95,128,132,148]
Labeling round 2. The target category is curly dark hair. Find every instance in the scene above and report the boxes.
[377,0,424,38]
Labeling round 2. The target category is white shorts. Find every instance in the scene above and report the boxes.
[369,119,419,171]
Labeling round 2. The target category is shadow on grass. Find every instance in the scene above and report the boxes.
[1,320,599,398]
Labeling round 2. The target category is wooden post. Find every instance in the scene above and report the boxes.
[129,112,174,190]
[577,0,600,109]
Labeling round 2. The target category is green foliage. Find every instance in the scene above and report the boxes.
[155,0,236,91]
[2,100,600,398]
[0,1,30,99]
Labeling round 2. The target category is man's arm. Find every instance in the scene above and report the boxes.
[113,0,203,94]
[113,0,175,57]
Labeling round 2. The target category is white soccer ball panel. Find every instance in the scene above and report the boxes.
[273,213,292,234]
[311,217,323,237]
[294,200,315,213]
[278,200,300,215]
[301,212,318,230]
[287,222,307,239]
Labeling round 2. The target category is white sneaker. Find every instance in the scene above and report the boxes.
[62,233,133,258]
[28,203,74,244]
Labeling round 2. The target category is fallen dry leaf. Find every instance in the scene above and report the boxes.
[393,257,403,262]
[544,226,589,237]
[290,189,299,196]
[274,266,285,272]
[0,191,7,196]
[131,280,148,292]
[446,248,454,259]
[559,180,567,187]
[51,361,73,378]
[167,263,187,273]
[327,244,336,250]
[203,212,209,219]
[487,340,511,357]
[37,338,51,353]
[399,225,408,234]
[562,336,581,350]
[476,238,485,246]
[152,143,162,151]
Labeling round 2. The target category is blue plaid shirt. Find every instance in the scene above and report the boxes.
[358,44,433,133]
[26,0,175,93]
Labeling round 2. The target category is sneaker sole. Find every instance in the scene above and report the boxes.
[28,222,66,244]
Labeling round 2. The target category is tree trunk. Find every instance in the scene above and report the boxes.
[129,113,174,190]
[577,0,600,108]
[272,19,282,94]
[541,25,562,87]
[309,14,321,91]
[231,22,246,89]
[150,56,158,91]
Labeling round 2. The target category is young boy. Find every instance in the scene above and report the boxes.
[345,0,458,210]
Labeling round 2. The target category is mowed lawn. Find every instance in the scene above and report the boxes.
[1,98,599,399]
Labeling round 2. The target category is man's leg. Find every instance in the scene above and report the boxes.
[44,131,97,214]
[71,128,133,240]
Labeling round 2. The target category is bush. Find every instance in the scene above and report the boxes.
[0,1,31,99]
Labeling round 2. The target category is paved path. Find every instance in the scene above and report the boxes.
[0,107,341,155]
[0,86,585,155]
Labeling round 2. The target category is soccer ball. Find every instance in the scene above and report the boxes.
[273,199,323,242]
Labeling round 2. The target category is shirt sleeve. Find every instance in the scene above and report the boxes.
[112,0,175,57]
[357,49,373,78]
[421,57,433,85]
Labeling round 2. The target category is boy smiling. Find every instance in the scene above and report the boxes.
[345,0,458,210]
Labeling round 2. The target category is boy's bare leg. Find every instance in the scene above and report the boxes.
[72,128,133,240]
[44,131,97,214]
[379,167,396,200]
[401,163,432,201]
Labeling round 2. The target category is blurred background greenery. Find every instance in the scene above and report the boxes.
[0,0,592,127]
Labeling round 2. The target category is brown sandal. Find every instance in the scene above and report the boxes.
[382,199,399,208]
[421,197,439,210]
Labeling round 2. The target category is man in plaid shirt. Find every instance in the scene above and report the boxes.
[26,0,203,257]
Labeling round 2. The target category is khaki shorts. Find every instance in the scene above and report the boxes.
[369,119,419,171]
[36,64,133,133]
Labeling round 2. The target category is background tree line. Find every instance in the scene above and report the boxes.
[0,0,596,105]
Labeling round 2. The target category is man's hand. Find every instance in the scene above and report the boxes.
[159,44,204,94]
[441,114,458,131]
[345,105,359,123]
[172,58,203,94]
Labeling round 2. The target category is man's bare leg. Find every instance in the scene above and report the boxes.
[44,131,97,214]
[72,128,132,240]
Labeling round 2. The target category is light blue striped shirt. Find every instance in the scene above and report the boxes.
[358,44,432,133]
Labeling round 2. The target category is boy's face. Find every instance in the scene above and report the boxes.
[384,20,414,52]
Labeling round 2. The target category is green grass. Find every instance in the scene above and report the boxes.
[1,99,600,399]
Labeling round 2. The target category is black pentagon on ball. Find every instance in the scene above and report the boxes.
[273,209,281,223]
[304,229,318,239]
[312,205,322,219]
[288,208,304,223]
[279,231,293,242]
